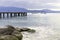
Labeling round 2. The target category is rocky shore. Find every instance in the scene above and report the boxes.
[0,25,36,40]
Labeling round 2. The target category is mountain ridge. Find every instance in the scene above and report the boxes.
[0,7,60,13]
[0,7,27,12]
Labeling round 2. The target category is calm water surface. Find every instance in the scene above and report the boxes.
[0,13,51,27]
[0,13,60,40]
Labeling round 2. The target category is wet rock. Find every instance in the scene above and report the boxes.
[18,28,36,33]
[0,35,18,40]
[0,30,23,40]
[27,29,36,33]
[0,25,15,35]
[0,25,23,40]
[19,28,31,32]
[0,25,36,40]
[12,30,23,40]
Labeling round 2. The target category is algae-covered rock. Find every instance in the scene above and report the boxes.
[18,28,36,33]
[4,35,18,40]
[27,29,36,33]
[12,30,23,40]
[0,25,15,35]
[0,25,36,40]
[0,35,18,40]
[0,31,23,40]
[19,28,30,32]
[0,30,23,40]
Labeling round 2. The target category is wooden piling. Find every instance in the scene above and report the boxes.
[0,13,2,18]
[3,13,5,18]
[18,13,20,16]
[14,13,17,17]
[10,13,12,17]
[21,13,23,16]
[23,12,27,16]
[25,12,27,16]
[7,13,9,18]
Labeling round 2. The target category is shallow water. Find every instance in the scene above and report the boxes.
[0,13,60,40]
[23,13,60,40]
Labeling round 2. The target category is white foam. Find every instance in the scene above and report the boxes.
[22,26,60,40]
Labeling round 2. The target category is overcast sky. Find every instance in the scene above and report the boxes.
[0,0,60,10]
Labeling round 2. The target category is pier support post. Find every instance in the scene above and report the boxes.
[18,13,20,16]
[0,13,2,18]
[23,12,27,16]
[3,13,5,18]
[25,12,27,16]
[21,13,23,16]
[14,13,17,17]
[10,13,13,17]
[7,13,9,18]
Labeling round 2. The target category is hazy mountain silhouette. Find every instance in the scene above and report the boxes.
[0,7,60,13]
[27,9,52,13]
[0,7,27,12]
[41,9,60,13]
[28,9,60,13]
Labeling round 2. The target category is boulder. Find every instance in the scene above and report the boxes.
[0,27,23,40]
[0,25,36,40]
[12,30,23,40]
[0,30,23,40]
[0,25,15,35]
[0,35,18,40]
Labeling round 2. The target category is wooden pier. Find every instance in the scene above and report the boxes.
[0,12,27,18]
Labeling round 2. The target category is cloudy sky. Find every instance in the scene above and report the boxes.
[0,0,60,10]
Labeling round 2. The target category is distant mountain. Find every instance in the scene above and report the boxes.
[27,10,42,13]
[28,9,60,13]
[41,9,52,12]
[0,7,27,12]
[41,9,60,13]
[41,9,52,13]
[27,9,50,13]
[0,7,60,13]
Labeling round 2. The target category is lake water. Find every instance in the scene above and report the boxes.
[0,13,60,40]
[0,13,53,27]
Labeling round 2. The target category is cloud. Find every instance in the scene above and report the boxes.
[0,0,60,9]
[47,3,60,7]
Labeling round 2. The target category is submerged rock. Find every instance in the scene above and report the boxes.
[18,28,36,33]
[19,28,31,32]
[27,29,36,33]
